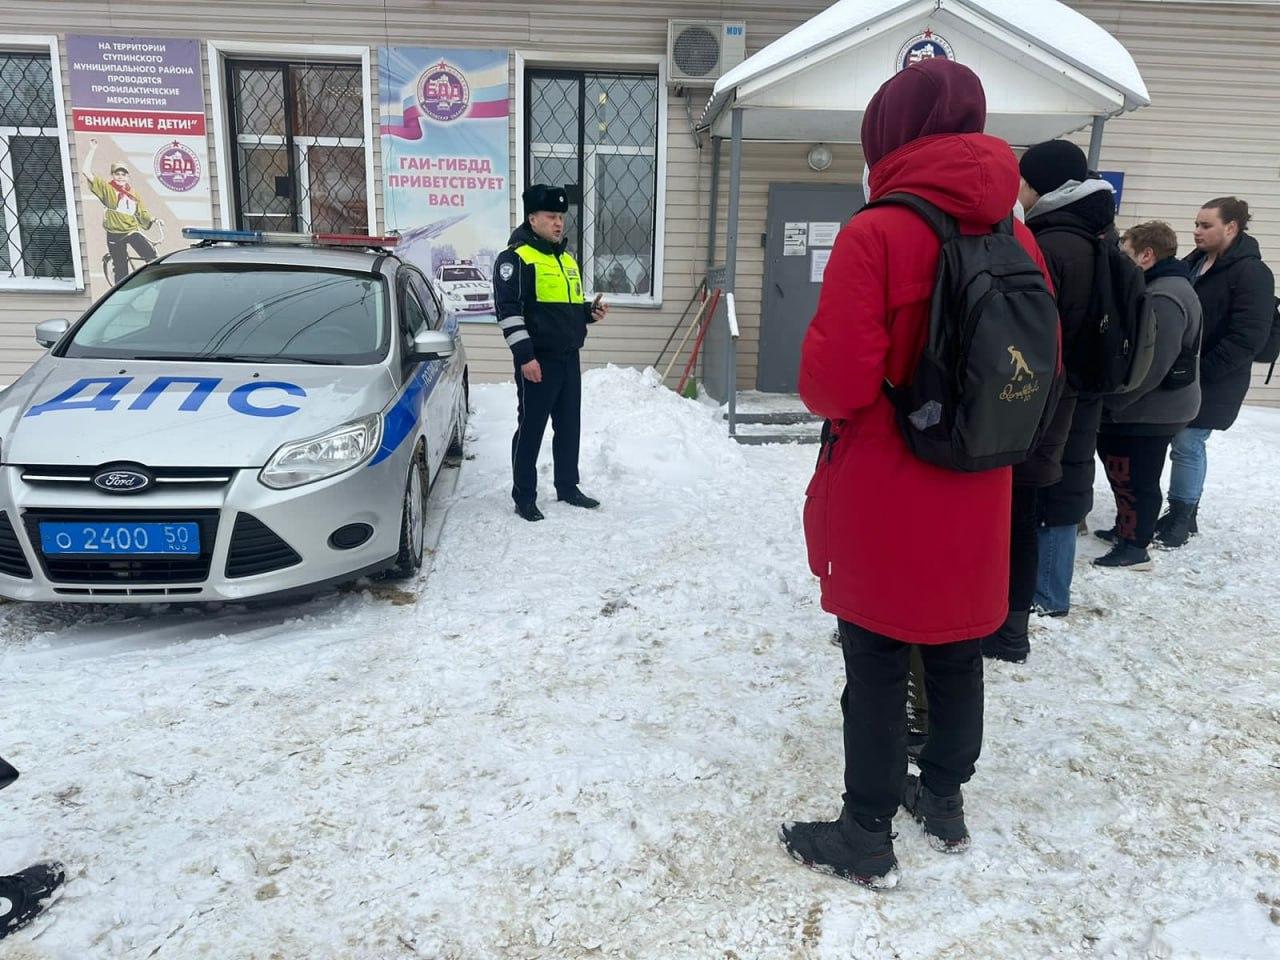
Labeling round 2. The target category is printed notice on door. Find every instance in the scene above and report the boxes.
[808,221,841,247]
[783,222,807,256]
[810,248,832,283]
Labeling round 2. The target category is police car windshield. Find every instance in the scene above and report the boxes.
[62,264,388,365]
[440,267,483,281]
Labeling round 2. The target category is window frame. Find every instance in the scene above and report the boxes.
[0,34,84,293]
[514,52,668,308]
[207,40,377,236]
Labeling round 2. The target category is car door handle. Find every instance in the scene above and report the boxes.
[775,282,784,299]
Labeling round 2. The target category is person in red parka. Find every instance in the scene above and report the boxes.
[779,59,1055,888]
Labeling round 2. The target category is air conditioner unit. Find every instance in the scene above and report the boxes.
[667,20,746,86]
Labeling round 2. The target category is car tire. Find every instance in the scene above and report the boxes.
[447,375,469,458]
[391,449,427,579]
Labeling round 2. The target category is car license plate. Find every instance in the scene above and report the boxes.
[39,522,201,556]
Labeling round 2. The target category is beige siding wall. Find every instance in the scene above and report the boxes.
[1,0,1278,408]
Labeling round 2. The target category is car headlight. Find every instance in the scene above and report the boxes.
[259,414,383,490]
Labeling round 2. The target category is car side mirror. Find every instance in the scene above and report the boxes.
[35,318,70,348]
[409,328,455,362]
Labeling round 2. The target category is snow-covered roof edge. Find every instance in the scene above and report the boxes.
[701,0,1150,132]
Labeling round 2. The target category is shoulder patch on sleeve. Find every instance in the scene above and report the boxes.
[499,262,515,281]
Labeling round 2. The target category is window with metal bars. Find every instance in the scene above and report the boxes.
[0,49,75,283]
[225,59,368,234]
[525,69,659,298]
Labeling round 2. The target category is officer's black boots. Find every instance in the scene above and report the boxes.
[515,502,545,522]
[557,488,600,509]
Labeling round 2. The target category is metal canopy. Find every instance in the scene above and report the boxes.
[699,0,1151,432]
[700,0,1150,146]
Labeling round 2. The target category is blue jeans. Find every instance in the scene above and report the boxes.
[1169,427,1212,505]
[1033,524,1077,615]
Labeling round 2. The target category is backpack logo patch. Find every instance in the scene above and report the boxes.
[1001,345,1041,402]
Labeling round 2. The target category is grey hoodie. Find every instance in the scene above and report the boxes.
[1102,259,1203,434]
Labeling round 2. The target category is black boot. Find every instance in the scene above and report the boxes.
[556,488,600,509]
[981,610,1030,663]
[902,774,970,853]
[779,811,899,889]
[0,861,66,940]
[1093,541,1153,570]
[1189,502,1199,536]
[1154,500,1196,549]
[514,501,545,522]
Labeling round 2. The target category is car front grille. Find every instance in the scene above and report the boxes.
[225,514,301,579]
[22,509,220,585]
[463,293,489,302]
[0,511,33,579]
[19,465,235,491]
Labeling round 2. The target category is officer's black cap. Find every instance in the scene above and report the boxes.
[523,184,569,218]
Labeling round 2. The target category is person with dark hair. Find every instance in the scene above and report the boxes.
[983,138,1113,644]
[781,58,1054,888]
[1093,222,1203,568]
[492,184,610,521]
[1157,197,1274,547]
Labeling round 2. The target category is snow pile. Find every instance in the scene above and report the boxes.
[1,370,1278,958]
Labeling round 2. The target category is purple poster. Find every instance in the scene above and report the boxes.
[66,36,213,292]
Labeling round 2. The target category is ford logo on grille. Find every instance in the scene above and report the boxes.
[92,465,153,494]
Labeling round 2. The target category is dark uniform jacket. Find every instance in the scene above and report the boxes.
[492,224,595,366]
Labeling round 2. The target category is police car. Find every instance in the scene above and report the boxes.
[0,228,468,603]
[434,260,494,314]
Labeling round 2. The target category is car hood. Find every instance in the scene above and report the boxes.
[0,357,396,468]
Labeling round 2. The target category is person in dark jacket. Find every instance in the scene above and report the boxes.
[492,184,609,521]
[1157,197,1275,547]
[1094,221,1203,568]
[983,139,1112,657]
[782,59,1054,889]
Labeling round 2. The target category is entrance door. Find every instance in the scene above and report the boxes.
[757,183,863,393]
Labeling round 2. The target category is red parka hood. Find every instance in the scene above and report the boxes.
[868,133,1021,228]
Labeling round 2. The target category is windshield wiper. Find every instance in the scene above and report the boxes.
[125,353,331,364]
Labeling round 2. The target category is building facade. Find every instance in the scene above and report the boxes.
[1,0,1277,406]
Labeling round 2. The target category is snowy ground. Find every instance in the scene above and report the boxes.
[2,367,1278,959]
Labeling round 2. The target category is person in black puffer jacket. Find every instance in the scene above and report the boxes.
[1156,197,1275,548]
[983,140,1114,661]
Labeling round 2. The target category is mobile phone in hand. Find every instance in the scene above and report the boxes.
[0,755,18,791]
[592,293,603,309]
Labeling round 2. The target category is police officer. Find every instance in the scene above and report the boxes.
[493,184,608,522]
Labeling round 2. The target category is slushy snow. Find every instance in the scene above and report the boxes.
[2,366,1277,959]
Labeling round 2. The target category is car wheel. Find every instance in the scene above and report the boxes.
[391,450,427,578]
[447,376,469,458]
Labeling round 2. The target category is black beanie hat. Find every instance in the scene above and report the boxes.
[523,183,569,218]
[1019,140,1089,196]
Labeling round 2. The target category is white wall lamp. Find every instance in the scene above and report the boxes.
[807,143,833,172]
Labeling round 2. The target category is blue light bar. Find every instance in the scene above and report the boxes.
[182,227,264,242]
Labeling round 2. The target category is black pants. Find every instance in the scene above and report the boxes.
[1009,483,1040,612]
[512,351,581,506]
[1097,433,1174,549]
[839,621,984,824]
[106,230,157,284]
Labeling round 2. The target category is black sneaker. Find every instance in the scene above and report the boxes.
[1094,527,1118,544]
[902,775,970,853]
[1032,604,1068,619]
[1154,500,1196,549]
[556,488,600,509]
[981,610,1030,663]
[514,501,545,522]
[0,861,66,940]
[1093,542,1153,570]
[779,815,899,889]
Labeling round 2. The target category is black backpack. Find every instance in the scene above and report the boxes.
[1257,297,1280,384]
[866,193,1060,473]
[1040,225,1156,394]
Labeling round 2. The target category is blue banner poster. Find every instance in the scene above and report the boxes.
[380,47,510,322]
